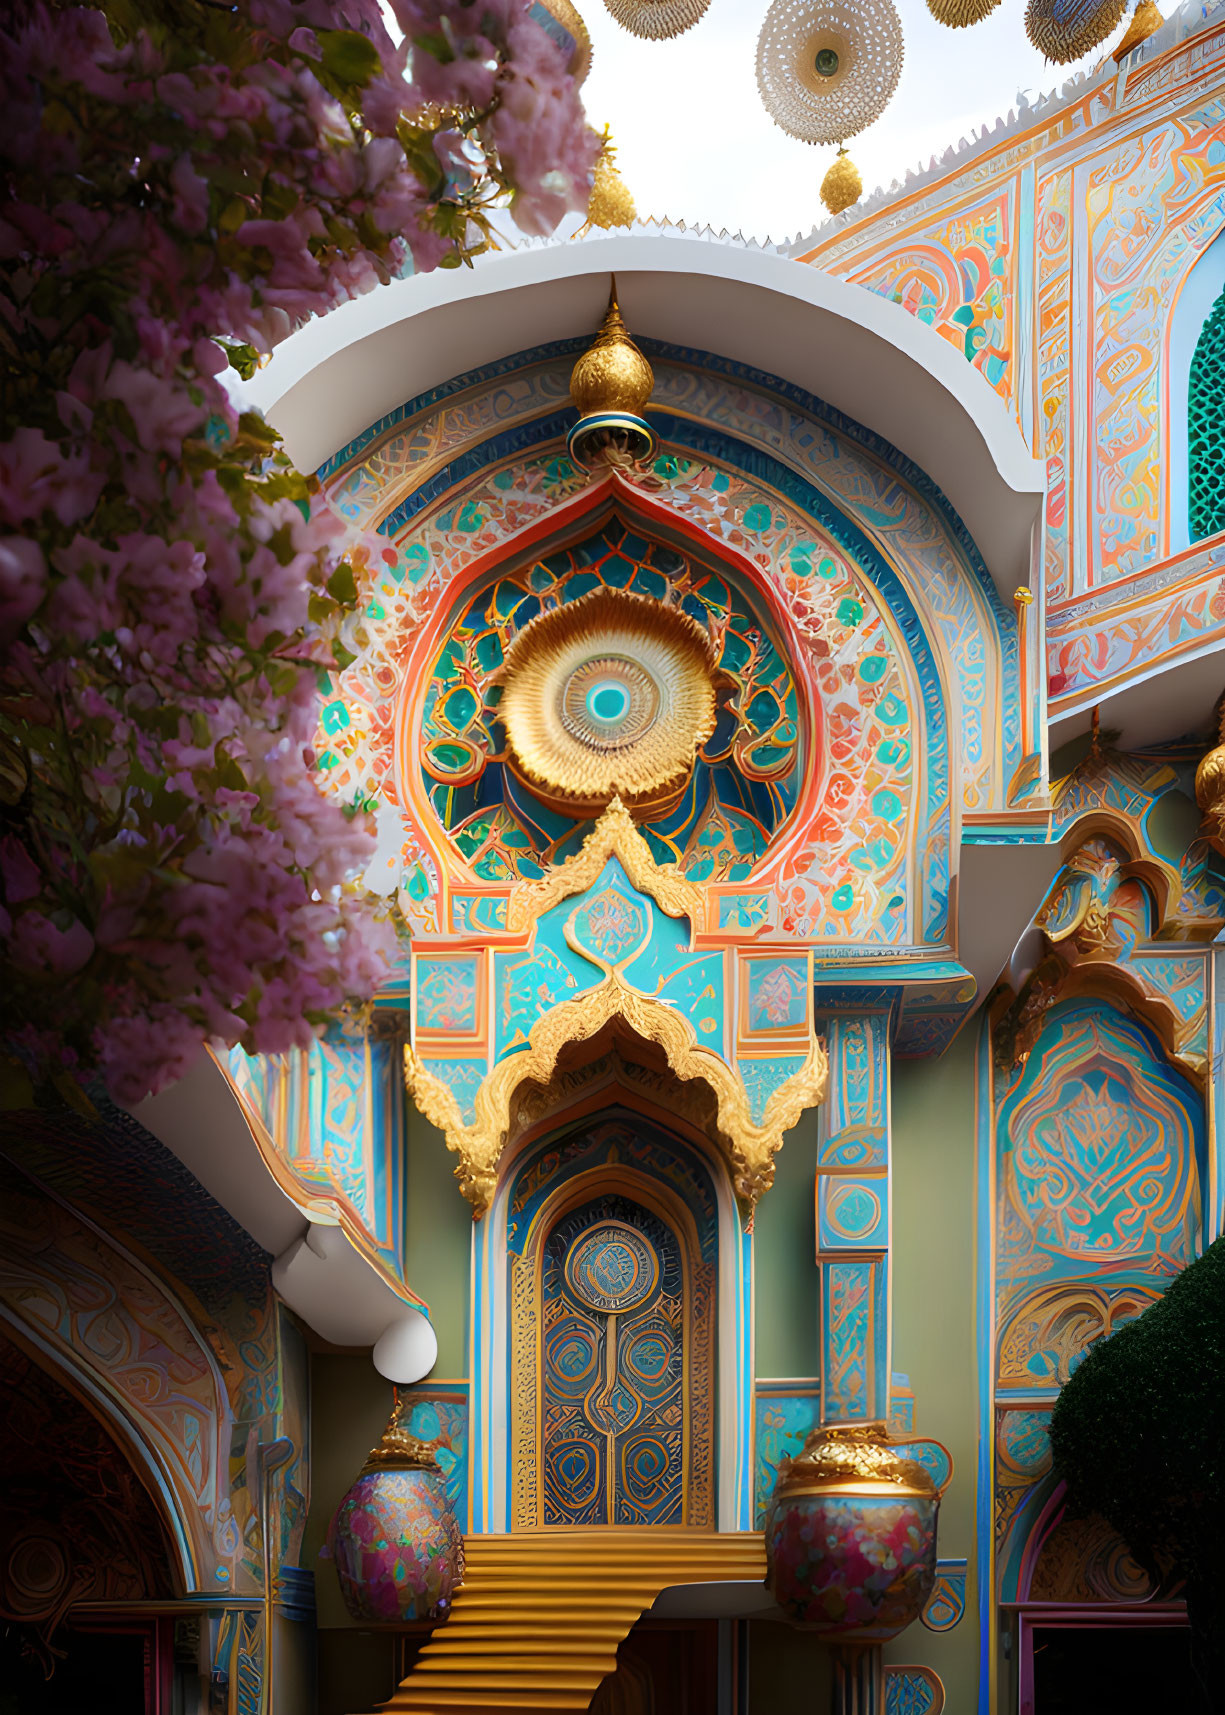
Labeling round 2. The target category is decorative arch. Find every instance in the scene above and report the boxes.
[1169,224,1225,552]
[510,1162,715,1530]
[317,337,1023,945]
[404,801,827,1219]
[994,998,1203,1392]
[998,1473,1159,1607]
[0,1157,237,1594]
[472,1101,753,1534]
[1188,279,1225,543]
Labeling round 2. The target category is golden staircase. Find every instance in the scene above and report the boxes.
[380,1529,767,1713]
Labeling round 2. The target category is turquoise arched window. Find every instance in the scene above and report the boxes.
[1189,282,1225,542]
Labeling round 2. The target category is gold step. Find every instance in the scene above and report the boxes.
[378,1530,766,1714]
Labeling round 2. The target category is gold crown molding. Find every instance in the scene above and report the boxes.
[505,796,706,934]
[404,970,827,1220]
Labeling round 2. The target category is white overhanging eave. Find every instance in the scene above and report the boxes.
[248,232,1044,601]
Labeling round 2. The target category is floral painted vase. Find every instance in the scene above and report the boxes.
[765,1422,940,1641]
[326,1404,463,1624]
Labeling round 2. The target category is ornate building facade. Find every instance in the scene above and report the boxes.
[6,5,1225,1711]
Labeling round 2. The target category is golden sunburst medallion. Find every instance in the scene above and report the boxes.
[497,589,719,818]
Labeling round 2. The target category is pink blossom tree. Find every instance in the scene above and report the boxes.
[0,0,597,1106]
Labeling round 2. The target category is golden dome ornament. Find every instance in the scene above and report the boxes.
[925,0,1001,25]
[567,281,657,470]
[495,588,719,819]
[1112,0,1162,58]
[756,0,904,147]
[578,128,637,234]
[820,147,862,215]
[1024,0,1127,62]
[601,0,711,40]
[528,0,593,80]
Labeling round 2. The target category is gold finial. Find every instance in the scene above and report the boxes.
[1195,691,1225,856]
[569,279,654,418]
[358,1394,441,1477]
[1112,0,1162,59]
[820,149,862,217]
[1088,704,1102,759]
[580,128,636,234]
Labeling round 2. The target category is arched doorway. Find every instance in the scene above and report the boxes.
[500,1115,721,1531]
[541,1192,690,1527]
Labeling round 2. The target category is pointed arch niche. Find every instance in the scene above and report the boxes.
[468,1030,754,1535]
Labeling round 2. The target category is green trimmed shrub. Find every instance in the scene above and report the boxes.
[1050,1236,1225,1704]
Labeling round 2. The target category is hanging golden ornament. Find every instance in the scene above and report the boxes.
[925,0,1001,26]
[820,148,862,214]
[1195,696,1225,857]
[602,0,711,40]
[528,0,593,81]
[580,129,637,233]
[1111,0,1162,58]
[567,281,657,469]
[1024,0,1127,63]
[756,0,904,148]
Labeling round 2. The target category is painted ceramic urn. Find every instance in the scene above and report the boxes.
[327,1402,464,1624]
[764,1422,939,1640]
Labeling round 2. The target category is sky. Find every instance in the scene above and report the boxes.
[571,0,1118,242]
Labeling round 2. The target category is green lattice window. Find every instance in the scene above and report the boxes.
[1189,283,1225,541]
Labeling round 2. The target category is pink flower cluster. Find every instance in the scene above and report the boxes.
[0,0,597,1103]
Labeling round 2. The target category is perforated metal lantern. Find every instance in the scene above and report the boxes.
[1024,0,1128,62]
[528,0,593,80]
[925,0,1001,27]
[602,0,711,40]
[756,0,904,147]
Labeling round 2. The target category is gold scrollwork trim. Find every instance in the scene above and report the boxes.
[404,972,827,1220]
[505,797,706,934]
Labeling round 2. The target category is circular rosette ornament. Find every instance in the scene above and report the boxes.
[756,0,904,146]
[602,0,711,39]
[496,588,719,818]
[925,0,1001,26]
[326,1407,463,1625]
[765,1423,940,1640]
[1025,0,1127,60]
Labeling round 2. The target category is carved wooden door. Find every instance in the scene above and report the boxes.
[540,1195,687,1526]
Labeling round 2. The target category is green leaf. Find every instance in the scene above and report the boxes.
[221,341,260,381]
[326,562,358,606]
[317,28,382,87]
[331,638,358,671]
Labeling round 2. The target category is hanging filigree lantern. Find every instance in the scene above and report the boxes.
[602,0,711,40]
[756,0,904,147]
[925,0,1001,26]
[1024,0,1128,62]
[820,148,862,215]
[528,0,593,80]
